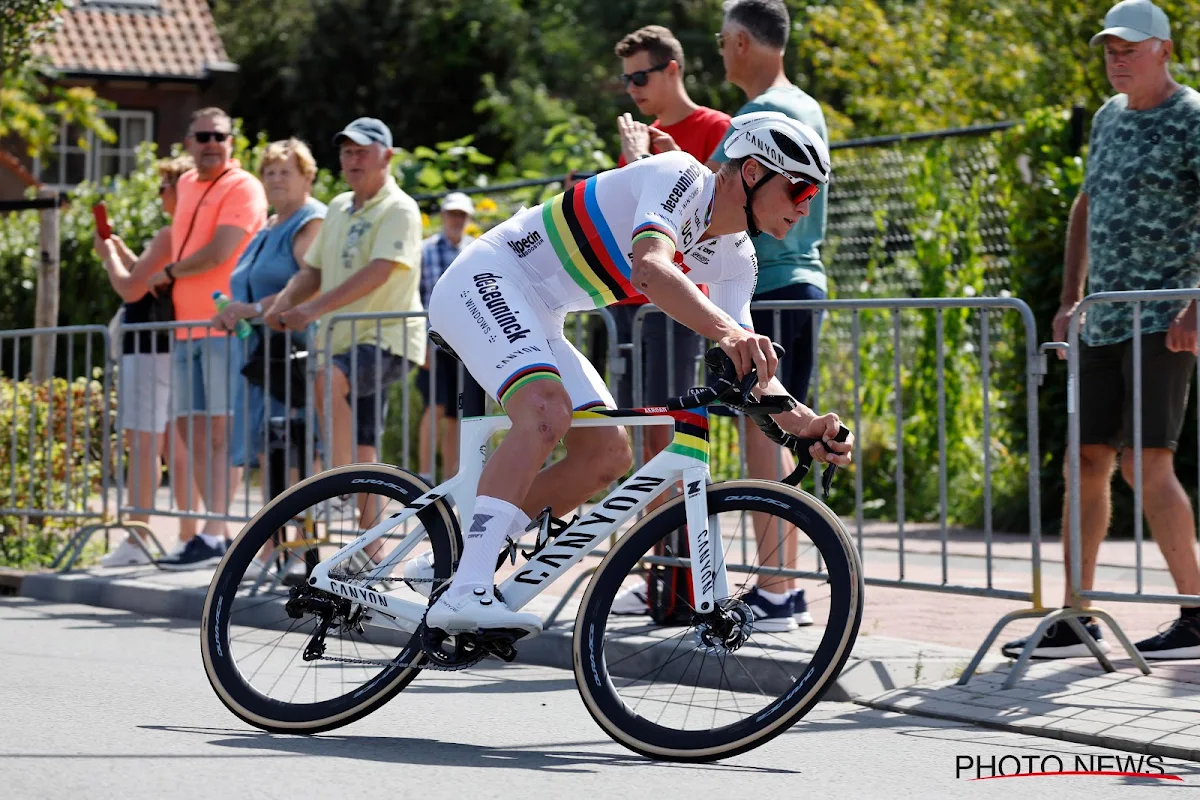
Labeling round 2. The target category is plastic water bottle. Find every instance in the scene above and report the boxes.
[213,291,252,339]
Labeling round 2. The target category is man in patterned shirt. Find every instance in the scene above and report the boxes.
[417,192,476,480]
[1004,0,1200,661]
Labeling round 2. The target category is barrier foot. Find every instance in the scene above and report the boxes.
[957,607,1052,686]
[1063,612,1117,673]
[1083,606,1152,676]
[57,523,105,572]
[50,527,90,570]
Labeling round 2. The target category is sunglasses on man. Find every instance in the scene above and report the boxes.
[620,61,670,88]
[190,131,230,143]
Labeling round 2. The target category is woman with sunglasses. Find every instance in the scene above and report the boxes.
[94,154,204,566]
[418,110,851,637]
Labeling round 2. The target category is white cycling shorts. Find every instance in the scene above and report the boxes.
[427,238,613,411]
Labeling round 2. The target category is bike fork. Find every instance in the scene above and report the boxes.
[683,466,726,614]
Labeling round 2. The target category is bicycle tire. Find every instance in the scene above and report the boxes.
[201,464,460,733]
[573,479,863,762]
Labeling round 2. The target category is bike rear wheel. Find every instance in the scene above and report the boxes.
[201,464,460,734]
[573,479,863,762]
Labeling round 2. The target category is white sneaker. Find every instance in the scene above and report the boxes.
[403,551,436,597]
[99,538,152,567]
[610,585,649,616]
[424,585,542,638]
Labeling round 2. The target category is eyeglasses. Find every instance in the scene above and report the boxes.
[190,131,230,143]
[620,62,670,88]
[715,32,726,51]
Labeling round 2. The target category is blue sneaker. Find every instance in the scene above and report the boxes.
[742,587,798,632]
[790,589,815,626]
[156,536,228,572]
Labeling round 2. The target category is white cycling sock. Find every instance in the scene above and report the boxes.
[448,495,530,599]
[756,587,790,605]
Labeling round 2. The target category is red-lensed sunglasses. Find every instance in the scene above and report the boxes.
[787,179,820,205]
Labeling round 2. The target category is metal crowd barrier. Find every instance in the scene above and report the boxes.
[0,324,130,569]
[1029,288,1200,683]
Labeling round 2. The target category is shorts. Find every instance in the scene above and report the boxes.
[749,282,826,404]
[1080,332,1195,451]
[427,239,614,411]
[118,353,172,433]
[171,336,243,418]
[416,346,462,413]
[609,304,704,408]
[330,344,409,448]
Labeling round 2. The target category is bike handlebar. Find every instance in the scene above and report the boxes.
[664,345,850,497]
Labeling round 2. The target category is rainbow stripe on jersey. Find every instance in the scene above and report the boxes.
[543,179,674,307]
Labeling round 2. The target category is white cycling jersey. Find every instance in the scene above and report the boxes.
[427,151,758,409]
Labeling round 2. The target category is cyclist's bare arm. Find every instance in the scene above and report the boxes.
[630,235,778,387]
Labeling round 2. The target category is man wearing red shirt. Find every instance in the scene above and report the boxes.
[610,25,732,457]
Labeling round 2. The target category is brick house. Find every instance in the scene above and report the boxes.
[0,0,237,200]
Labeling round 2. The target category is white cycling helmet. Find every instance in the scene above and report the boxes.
[723,111,830,185]
[723,111,831,237]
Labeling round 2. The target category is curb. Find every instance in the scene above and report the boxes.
[0,568,30,596]
[17,571,983,703]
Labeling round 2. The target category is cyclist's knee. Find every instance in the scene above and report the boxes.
[507,380,573,446]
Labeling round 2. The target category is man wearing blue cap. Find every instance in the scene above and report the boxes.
[268,118,425,544]
[1004,0,1200,662]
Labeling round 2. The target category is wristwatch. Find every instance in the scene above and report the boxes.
[254,301,264,315]
[164,263,176,281]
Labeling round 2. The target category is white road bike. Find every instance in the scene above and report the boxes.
[201,345,863,762]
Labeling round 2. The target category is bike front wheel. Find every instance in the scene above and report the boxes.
[573,479,863,762]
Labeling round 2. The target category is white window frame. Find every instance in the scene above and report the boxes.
[34,109,156,190]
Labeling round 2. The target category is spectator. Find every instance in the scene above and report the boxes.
[268,117,425,552]
[94,154,202,565]
[1004,0,1200,661]
[212,138,325,474]
[146,107,269,570]
[610,24,733,458]
[417,191,475,482]
[707,0,831,627]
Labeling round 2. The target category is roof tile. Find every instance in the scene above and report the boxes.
[36,0,230,79]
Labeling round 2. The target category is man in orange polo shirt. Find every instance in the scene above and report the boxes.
[147,107,268,569]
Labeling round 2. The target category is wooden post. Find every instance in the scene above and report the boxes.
[32,186,60,382]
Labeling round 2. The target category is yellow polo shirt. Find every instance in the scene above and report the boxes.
[305,177,426,364]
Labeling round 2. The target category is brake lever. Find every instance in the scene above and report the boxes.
[782,424,852,498]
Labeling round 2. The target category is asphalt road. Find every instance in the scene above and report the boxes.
[1,598,1195,799]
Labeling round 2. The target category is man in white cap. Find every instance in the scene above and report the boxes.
[416,191,477,480]
[1004,0,1200,662]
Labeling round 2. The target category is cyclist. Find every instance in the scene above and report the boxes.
[423,111,855,637]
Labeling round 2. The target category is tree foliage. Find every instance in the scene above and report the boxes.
[0,0,111,173]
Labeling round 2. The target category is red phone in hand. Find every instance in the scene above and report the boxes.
[92,203,111,240]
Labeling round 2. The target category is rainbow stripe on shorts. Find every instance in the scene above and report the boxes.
[498,363,562,407]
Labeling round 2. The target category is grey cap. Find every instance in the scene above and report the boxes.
[333,117,393,148]
[1090,0,1171,46]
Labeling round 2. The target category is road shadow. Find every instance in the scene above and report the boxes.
[141,725,803,774]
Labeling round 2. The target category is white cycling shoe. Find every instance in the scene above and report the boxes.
[424,584,543,638]
[403,551,436,597]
